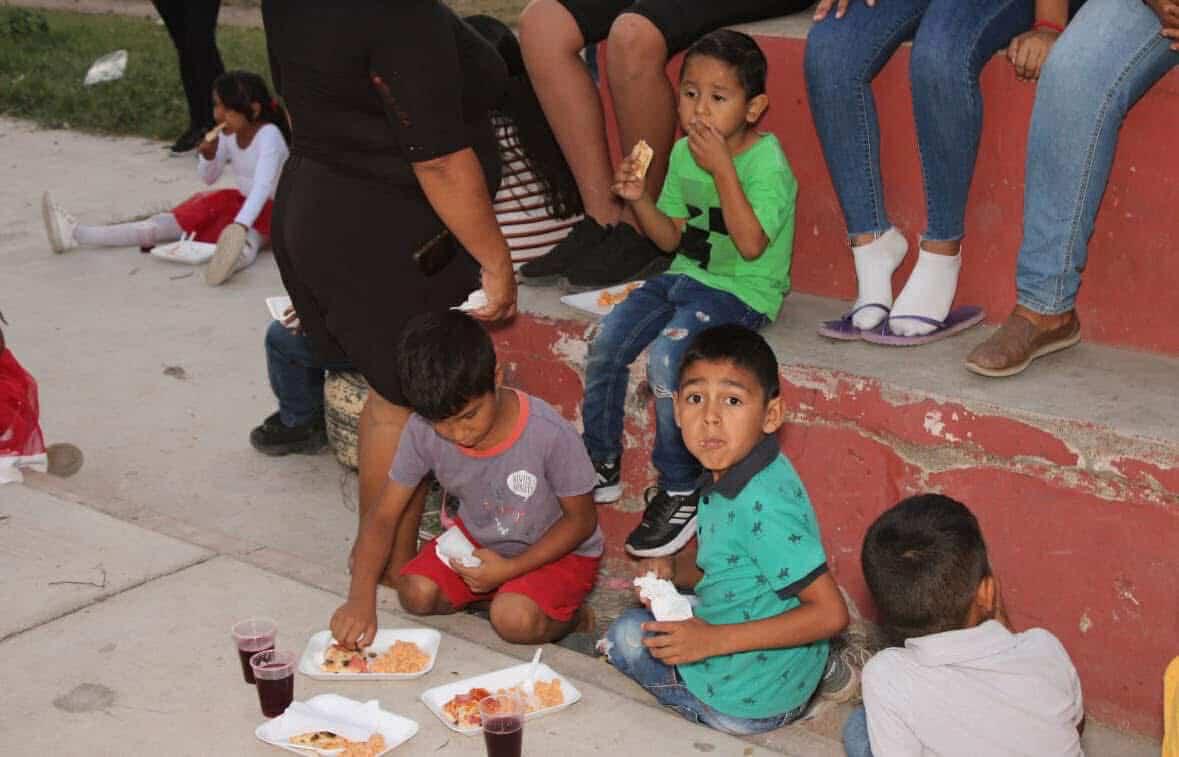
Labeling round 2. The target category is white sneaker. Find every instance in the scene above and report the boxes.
[41,191,78,253]
[206,223,247,286]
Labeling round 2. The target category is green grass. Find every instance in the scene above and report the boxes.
[0,7,270,141]
[0,3,529,143]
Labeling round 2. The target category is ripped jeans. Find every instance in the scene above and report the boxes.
[581,274,768,491]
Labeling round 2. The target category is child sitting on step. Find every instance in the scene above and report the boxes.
[580,29,797,560]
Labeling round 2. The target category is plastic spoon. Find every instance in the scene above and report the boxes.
[519,647,543,700]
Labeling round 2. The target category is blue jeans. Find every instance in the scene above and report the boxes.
[604,608,803,736]
[265,320,351,427]
[843,706,875,757]
[805,0,1032,242]
[580,275,768,491]
[1017,0,1179,315]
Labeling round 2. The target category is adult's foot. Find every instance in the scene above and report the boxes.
[167,127,204,156]
[965,306,1080,378]
[518,217,609,286]
[249,411,328,456]
[563,223,668,292]
[849,227,907,330]
[888,247,962,337]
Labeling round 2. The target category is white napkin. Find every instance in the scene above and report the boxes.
[260,695,380,744]
[451,289,488,313]
[634,571,694,622]
[435,526,482,569]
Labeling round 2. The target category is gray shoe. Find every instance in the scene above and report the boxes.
[42,191,78,254]
[206,223,247,286]
[817,587,875,703]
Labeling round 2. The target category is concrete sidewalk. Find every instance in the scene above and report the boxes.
[0,117,837,756]
[0,119,1159,755]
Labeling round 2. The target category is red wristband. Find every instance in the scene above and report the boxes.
[1033,19,1064,33]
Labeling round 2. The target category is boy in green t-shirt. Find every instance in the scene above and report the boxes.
[581,29,798,559]
[601,325,850,735]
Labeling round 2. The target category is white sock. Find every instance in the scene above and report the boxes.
[850,227,908,330]
[73,213,182,248]
[889,247,962,336]
[237,229,263,271]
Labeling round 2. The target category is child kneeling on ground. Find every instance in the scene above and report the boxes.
[602,326,849,736]
[331,311,601,647]
[845,494,1084,756]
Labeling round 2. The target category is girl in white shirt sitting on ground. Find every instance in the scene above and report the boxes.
[41,70,290,286]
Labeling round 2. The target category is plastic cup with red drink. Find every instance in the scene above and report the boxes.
[232,618,277,684]
[249,649,296,718]
[479,693,524,757]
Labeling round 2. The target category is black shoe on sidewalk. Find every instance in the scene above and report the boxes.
[249,412,328,456]
[518,217,608,286]
[624,487,699,557]
[592,457,622,504]
[563,223,669,292]
[167,126,204,156]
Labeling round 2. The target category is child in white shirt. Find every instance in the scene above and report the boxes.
[41,70,289,286]
[845,494,1084,756]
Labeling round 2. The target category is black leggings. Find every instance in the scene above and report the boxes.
[152,0,225,131]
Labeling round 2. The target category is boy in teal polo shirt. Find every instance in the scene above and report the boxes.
[580,29,797,559]
[602,325,850,735]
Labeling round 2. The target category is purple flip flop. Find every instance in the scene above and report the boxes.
[818,303,890,341]
[860,306,986,346]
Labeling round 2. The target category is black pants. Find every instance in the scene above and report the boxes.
[153,0,224,132]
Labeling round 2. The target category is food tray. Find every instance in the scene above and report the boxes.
[418,661,581,735]
[297,628,441,681]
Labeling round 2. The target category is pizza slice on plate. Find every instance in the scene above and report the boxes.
[290,731,348,750]
[442,687,492,728]
[321,643,369,673]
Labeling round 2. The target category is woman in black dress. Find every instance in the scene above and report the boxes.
[262,0,517,578]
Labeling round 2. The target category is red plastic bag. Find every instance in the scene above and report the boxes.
[0,348,46,460]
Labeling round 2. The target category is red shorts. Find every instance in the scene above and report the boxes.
[172,188,273,243]
[400,521,600,622]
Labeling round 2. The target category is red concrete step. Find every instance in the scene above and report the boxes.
[596,14,1179,357]
[493,286,1179,741]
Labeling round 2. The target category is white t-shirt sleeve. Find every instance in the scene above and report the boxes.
[197,135,228,185]
[863,653,924,756]
[234,124,287,228]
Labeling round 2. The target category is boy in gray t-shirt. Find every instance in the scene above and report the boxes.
[331,311,601,647]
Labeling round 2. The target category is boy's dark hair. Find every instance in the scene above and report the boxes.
[861,494,991,646]
[682,29,768,100]
[463,14,584,220]
[396,311,497,422]
[678,324,780,400]
[213,70,291,145]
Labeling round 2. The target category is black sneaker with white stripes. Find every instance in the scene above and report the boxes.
[624,487,699,557]
[592,458,622,504]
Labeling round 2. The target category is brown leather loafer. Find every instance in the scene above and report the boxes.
[965,310,1081,377]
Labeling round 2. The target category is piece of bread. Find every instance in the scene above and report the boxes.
[204,123,225,143]
[629,139,654,179]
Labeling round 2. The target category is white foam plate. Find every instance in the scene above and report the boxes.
[150,239,216,265]
[255,694,418,756]
[298,629,441,681]
[559,281,645,317]
[267,296,292,321]
[419,661,582,735]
